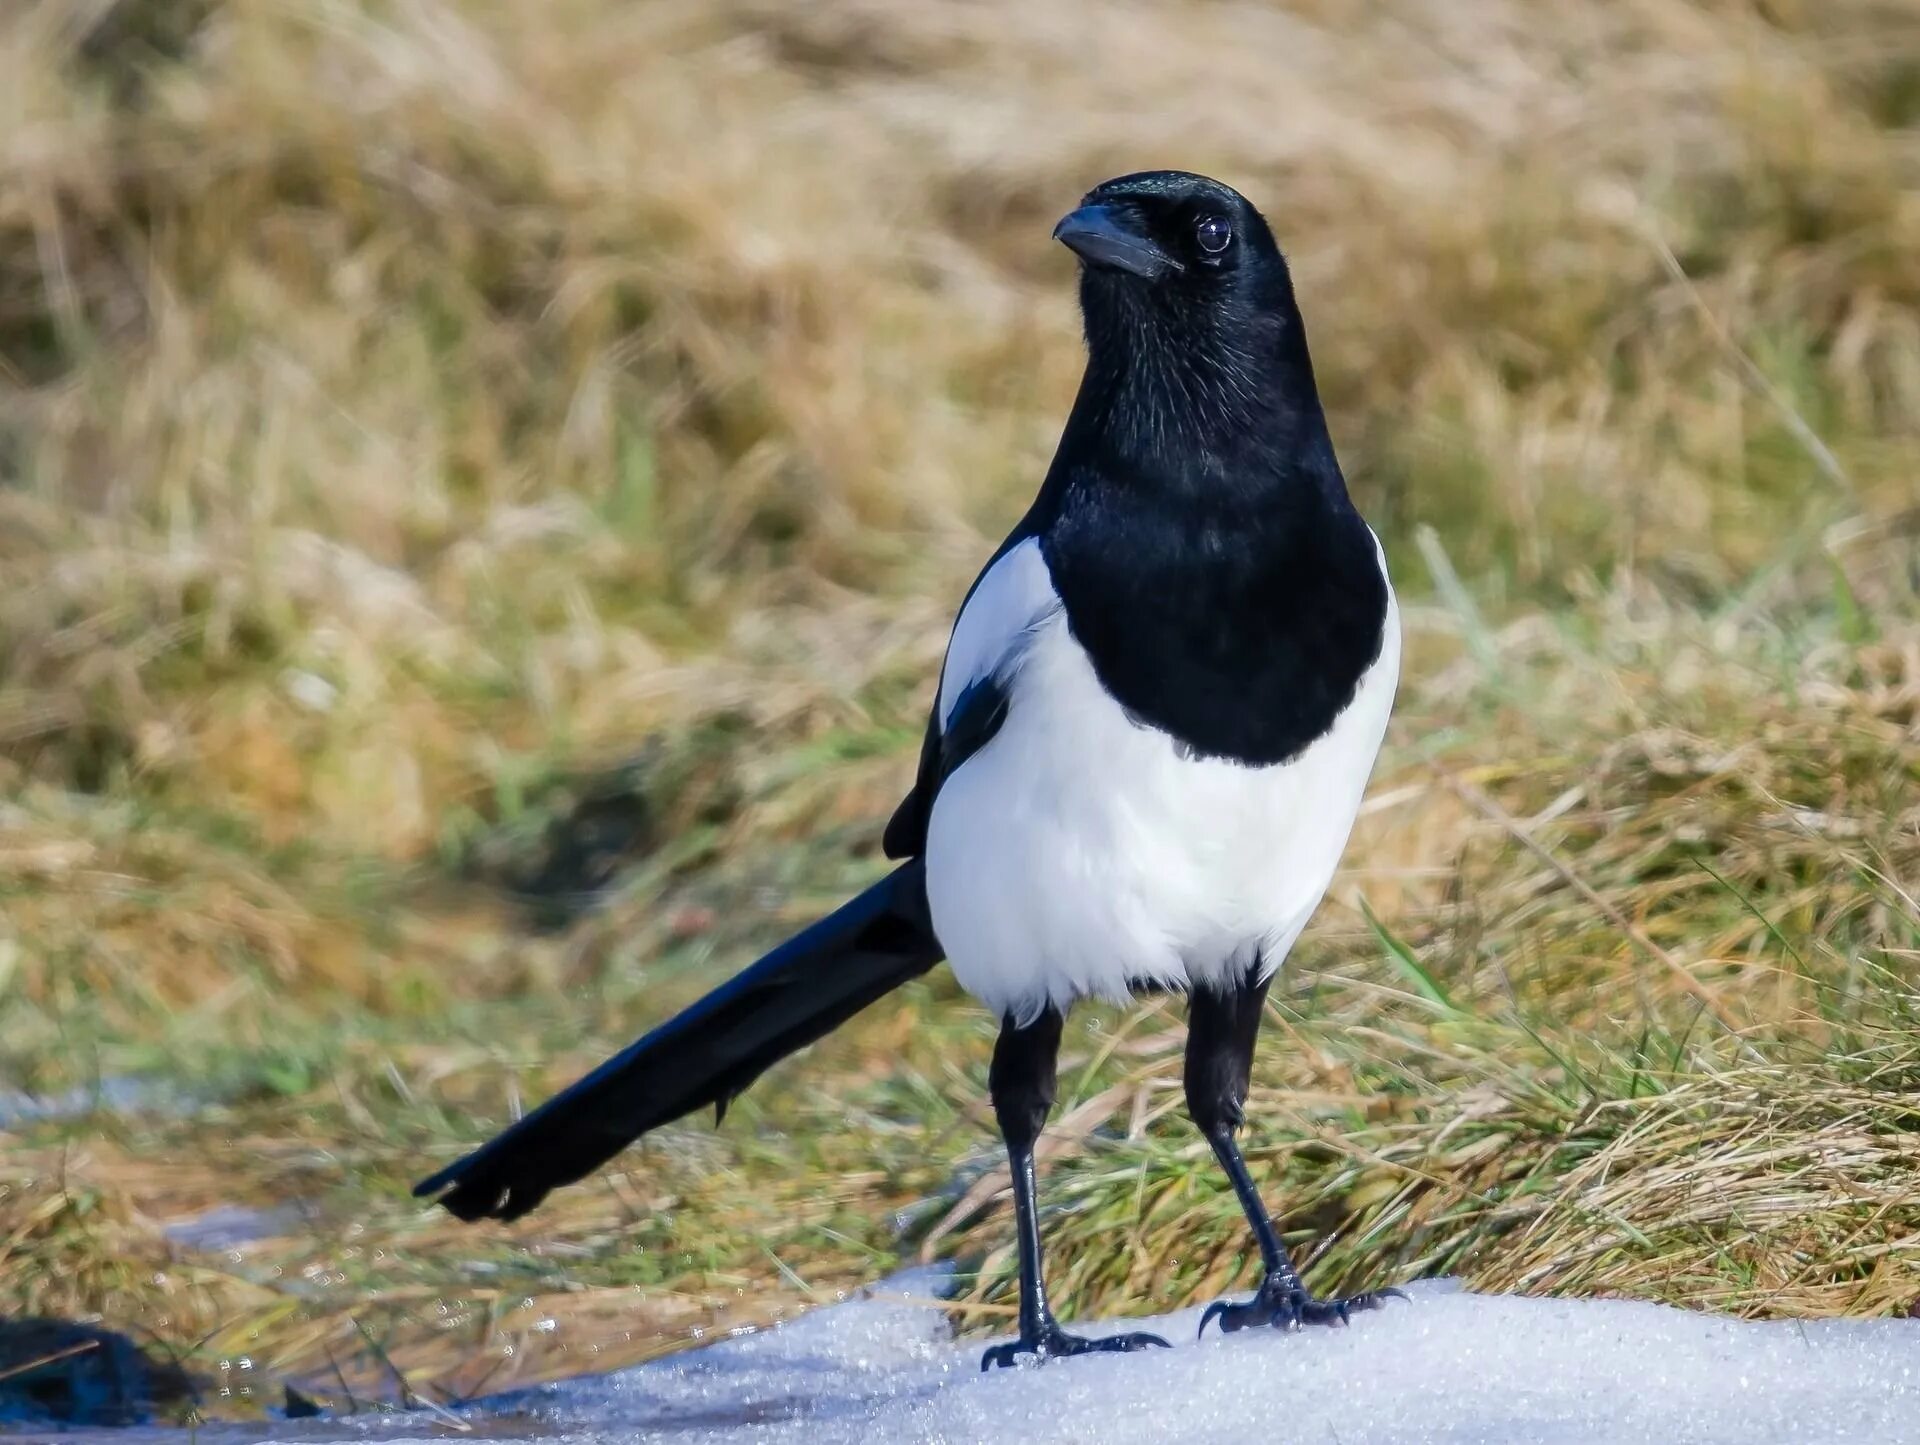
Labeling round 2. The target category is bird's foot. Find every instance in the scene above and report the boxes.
[1198,1273,1405,1338]
[980,1323,1171,1371]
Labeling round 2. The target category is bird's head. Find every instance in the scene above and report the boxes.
[1053,170,1282,291]
[1052,171,1319,461]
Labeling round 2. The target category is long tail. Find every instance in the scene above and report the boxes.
[414,860,943,1222]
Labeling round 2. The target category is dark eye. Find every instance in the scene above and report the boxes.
[1195,215,1231,254]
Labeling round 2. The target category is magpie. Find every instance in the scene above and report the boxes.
[415,170,1403,1369]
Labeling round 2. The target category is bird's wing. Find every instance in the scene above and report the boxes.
[883,531,1059,858]
[882,705,944,859]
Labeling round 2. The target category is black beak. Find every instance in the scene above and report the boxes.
[1052,204,1178,279]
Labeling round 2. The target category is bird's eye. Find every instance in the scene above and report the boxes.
[1195,215,1231,254]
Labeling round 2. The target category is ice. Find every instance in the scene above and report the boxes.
[161,1204,306,1253]
[94,1271,1920,1444]
[0,1076,196,1128]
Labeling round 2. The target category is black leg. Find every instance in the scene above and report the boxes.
[979,1007,1171,1371]
[1185,976,1404,1339]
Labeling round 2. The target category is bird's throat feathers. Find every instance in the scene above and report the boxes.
[1066,268,1342,506]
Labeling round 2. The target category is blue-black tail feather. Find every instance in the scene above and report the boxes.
[413,860,942,1222]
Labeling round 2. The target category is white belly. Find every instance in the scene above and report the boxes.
[925,565,1400,1024]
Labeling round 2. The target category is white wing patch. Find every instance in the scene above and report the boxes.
[936,537,1063,730]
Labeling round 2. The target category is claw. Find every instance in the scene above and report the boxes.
[981,1324,1170,1371]
[1196,1275,1404,1339]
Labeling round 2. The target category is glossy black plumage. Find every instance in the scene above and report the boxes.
[1043,177,1387,766]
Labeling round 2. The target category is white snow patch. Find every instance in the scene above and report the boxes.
[469,1271,1920,1444]
[110,1270,1920,1444]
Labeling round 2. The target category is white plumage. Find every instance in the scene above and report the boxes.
[925,535,1399,1023]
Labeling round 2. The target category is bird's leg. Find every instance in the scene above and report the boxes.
[1186,976,1405,1338]
[980,1006,1171,1370]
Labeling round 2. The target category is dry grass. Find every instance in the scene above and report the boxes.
[1,0,1918,1426]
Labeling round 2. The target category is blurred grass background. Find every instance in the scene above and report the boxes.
[1,0,1917,1426]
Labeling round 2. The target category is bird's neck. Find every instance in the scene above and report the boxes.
[1060,298,1349,515]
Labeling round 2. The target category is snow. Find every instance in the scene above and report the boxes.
[161,1203,306,1253]
[0,1075,195,1128]
[99,1268,1920,1445]
[468,1271,1920,1445]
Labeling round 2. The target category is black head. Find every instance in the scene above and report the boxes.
[1049,171,1325,474]
[1053,170,1283,292]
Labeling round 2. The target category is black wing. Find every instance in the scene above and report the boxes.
[882,707,943,859]
[882,673,1010,858]
[881,520,1040,860]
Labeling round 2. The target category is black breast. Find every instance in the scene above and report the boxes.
[1040,473,1389,767]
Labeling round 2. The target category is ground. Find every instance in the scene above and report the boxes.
[1,0,1918,1429]
[88,1273,1920,1443]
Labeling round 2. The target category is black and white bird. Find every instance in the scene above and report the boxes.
[416,170,1403,1369]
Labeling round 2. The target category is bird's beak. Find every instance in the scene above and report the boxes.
[1052,204,1177,279]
